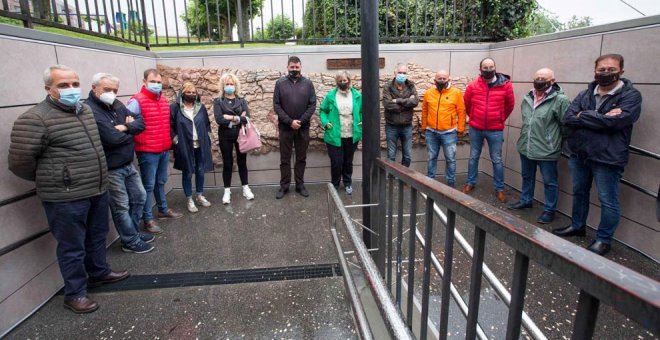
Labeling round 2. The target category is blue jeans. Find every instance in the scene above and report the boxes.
[569,156,623,244]
[426,129,457,186]
[385,124,412,167]
[137,151,170,222]
[519,154,558,213]
[182,147,206,198]
[42,192,111,300]
[467,126,504,192]
[107,164,146,247]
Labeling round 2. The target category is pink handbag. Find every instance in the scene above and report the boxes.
[238,117,262,153]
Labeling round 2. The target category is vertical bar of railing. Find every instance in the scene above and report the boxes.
[438,209,456,339]
[51,0,59,23]
[236,0,244,47]
[183,0,190,43]
[126,0,134,42]
[74,0,82,29]
[422,0,427,39]
[442,0,447,36]
[461,0,465,41]
[139,0,150,49]
[196,0,202,43]
[117,0,125,39]
[269,0,273,40]
[258,0,263,41]
[385,175,394,289]
[83,0,92,30]
[163,0,170,44]
[433,0,438,37]
[150,0,158,44]
[343,0,347,39]
[173,0,180,43]
[214,0,220,42]
[395,180,404,307]
[505,251,530,340]
[332,0,336,40]
[466,227,486,340]
[109,0,117,36]
[93,0,101,32]
[384,0,388,38]
[205,0,211,42]
[404,0,408,38]
[419,196,434,340]
[572,290,600,340]
[376,168,387,274]
[63,0,72,26]
[354,0,358,42]
[18,0,32,28]
[300,0,304,40]
[249,0,253,40]
[451,0,456,38]
[226,0,231,42]
[289,0,293,40]
[279,0,283,39]
[101,0,109,34]
[2,0,8,11]
[310,0,315,41]
[406,187,417,329]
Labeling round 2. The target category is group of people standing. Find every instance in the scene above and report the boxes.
[7,53,640,314]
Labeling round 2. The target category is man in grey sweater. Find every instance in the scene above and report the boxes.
[8,65,129,314]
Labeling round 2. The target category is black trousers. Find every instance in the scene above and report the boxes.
[219,137,248,187]
[279,128,310,187]
[326,138,358,187]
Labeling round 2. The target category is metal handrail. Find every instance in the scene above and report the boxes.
[374,158,660,338]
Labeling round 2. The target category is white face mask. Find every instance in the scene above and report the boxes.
[99,91,116,105]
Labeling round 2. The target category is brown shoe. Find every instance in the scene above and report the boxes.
[462,184,475,194]
[496,191,507,203]
[157,209,183,220]
[88,270,130,287]
[64,296,99,314]
[143,220,163,234]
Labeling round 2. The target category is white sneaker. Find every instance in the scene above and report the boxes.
[222,188,231,205]
[196,194,212,207]
[242,185,255,200]
[187,198,198,213]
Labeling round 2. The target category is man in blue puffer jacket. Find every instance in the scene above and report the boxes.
[553,54,642,256]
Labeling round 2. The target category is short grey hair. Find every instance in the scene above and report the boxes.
[92,73,120,86]
[394,63,408,72]
[335,70,351,84]
[43,64,78,86]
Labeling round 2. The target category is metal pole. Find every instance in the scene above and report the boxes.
[18,0,32,28]
[236,0,244,47]
[140,0,150,49]
[361,0,380,248]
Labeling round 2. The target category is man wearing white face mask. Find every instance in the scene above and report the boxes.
[8,65,129,313]
[126,69,182,234]
[87,73,154,254]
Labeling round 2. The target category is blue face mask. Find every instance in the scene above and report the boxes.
[58,87,81,107]
[395,74,407,84]
[224,85,235,95]
[146,82,162,94]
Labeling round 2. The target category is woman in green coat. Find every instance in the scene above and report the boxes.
[319,71,362,195]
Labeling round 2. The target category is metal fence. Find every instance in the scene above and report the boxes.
[328,158,659,339]
[0,0,490,49]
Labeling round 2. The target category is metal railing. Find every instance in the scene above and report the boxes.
[328,158,659,339]
[0,0,490,49]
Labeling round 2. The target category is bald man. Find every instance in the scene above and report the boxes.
[421,70,465,187]
[509,68,570,224]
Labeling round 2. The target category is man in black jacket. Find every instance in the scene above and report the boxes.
[553,54,642,256]
[88,73,154,254]
[8,65,129,313]
[273,56,317,198]
[382,63,419,167]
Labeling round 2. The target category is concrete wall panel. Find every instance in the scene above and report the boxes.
[512,35,602,83]
[600,26,660,84]
[131,56,158,92]
[156,58,204,69]
[629,84,660,153]
[0,106,37,201]
[0,38,56,107]
[0,235,56,303]
[55,46,140,97]
[0,196,48,251]
[489,48,514,77]
[449,51,489,79]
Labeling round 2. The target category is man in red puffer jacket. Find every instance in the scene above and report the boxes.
[462,58,515,203]
[127,69,183,234]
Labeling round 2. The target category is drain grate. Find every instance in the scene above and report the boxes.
[87,263,342,293]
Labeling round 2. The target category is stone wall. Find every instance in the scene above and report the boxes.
[158,64,471,163]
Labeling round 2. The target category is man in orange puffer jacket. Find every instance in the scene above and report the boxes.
[421,70,465,187]
[462,58,515,203]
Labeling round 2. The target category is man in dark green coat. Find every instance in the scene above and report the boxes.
[509,68,570,224]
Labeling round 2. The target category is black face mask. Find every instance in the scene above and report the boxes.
[183,94,197,103]
[435,81,447,90]
[533,80,551,91]
[337,83,349,91]
[595,72,620,86]
[481,69,496,79]
[288,70,301,78]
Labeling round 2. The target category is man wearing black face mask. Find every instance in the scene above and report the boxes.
[510,68,570,225]
[273,56,317,198]
[555,54,642,256]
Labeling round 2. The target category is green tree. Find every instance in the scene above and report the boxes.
[264,15,294,40]
[181,0,264,42]
[566,15,593,30]
[528,7,563,36]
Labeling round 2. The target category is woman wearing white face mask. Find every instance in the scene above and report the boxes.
[213,73,254,204]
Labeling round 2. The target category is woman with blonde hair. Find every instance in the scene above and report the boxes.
[319,71,362,195]
[170,82,214,212]
[213,73,254,204]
